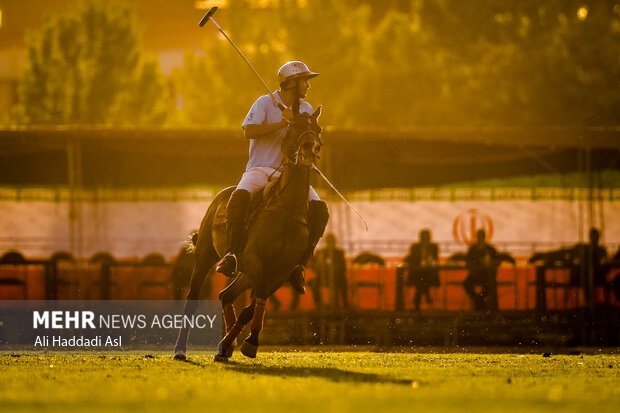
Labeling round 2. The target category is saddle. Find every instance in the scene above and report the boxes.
[212,179,306,233]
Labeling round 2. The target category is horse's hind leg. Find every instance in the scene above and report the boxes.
[174,245,219,360]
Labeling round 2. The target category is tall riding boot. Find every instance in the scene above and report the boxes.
[289,200,329,294]
[216,189,251,277]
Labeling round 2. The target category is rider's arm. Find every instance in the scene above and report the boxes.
[244,120,288,140]
[243,107,293,140]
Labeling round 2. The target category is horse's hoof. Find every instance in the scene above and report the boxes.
[173,349,186,361]
[214,354,229,363]
[225,343,235,358]
[217,341,235,358]
[241,340,258,358]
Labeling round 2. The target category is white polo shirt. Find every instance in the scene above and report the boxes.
[242,91,313,171]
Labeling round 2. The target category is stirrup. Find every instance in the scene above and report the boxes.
[289,265,306,295]
[216,253,237,278]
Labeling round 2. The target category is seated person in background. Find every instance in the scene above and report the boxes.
[463,229,514,312]
[571,228,608,287]
[529,227,609,287]
[310,233,348,309]
[403,229,439,311]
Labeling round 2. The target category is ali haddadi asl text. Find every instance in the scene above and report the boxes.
[34,335,121,347]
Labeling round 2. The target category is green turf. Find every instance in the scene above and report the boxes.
[1,351,619,413]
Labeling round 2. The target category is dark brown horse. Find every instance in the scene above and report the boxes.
[174,107,323,361]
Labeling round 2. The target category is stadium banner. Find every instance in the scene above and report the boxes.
[0,300,221,354]
[333,199,619,247]
[0,186,618,258]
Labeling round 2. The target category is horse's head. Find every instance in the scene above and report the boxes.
[282,106,322,167]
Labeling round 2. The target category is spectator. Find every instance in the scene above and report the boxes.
[403,229,439,311]
[529,227,609,288]
[571,228,609,287]
[310,233,348,309]
[463,229,514,311]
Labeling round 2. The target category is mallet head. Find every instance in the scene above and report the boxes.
[199,7,218,27]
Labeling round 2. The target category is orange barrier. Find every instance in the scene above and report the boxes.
[1,262,618,311]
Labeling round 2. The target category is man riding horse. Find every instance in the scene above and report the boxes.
[173,61,328,360]
[216,61,329,293]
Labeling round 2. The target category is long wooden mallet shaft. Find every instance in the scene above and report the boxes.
[199,7,285,110]
[312,164,369,231]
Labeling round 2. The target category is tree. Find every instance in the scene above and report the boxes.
[173,1,287,127]
[174,0,369,128]
[15,0,169,125]
[174,0,620,129]
[410,0,620,126]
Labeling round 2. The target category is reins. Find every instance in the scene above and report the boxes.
[267,116,319,205]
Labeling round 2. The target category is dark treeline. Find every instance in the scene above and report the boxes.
[13,0,620,129]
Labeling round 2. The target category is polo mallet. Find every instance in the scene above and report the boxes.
[200,7,367,231]
[199,7,285,110]
[312,164,369,231]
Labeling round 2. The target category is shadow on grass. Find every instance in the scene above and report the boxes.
[176,356,411,385]
[176,358,205,368]
[228,363,412,385]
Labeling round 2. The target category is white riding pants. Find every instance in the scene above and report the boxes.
[236,166,320,201]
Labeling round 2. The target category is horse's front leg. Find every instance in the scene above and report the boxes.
[240,295,267,358]
[222,301,237,334]
[241,276,277,358]
[239,280,284,358]
[214,300,255,361]
[215,273,254,362]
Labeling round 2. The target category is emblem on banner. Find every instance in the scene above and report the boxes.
[452,208,494,245]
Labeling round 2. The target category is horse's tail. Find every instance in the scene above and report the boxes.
[184,232,199,253]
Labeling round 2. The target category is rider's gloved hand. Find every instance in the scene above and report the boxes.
[281,107,293,124]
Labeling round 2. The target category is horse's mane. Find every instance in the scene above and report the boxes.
[292,98,301,116]
[281,111,321,164]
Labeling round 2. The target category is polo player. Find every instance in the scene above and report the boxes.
[216,61,329,294]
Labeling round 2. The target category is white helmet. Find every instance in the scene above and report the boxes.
[278,61,319,87]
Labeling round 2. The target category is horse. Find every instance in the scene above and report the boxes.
[174,106,324,361]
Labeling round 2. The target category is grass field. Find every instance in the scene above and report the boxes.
[1,350,619,413]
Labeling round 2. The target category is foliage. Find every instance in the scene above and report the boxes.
[1,352,619,412]
[173,1,288,128]
[15,0,169,126]
[175,0,620,128]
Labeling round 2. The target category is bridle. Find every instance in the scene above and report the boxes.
[283,114,322,166]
